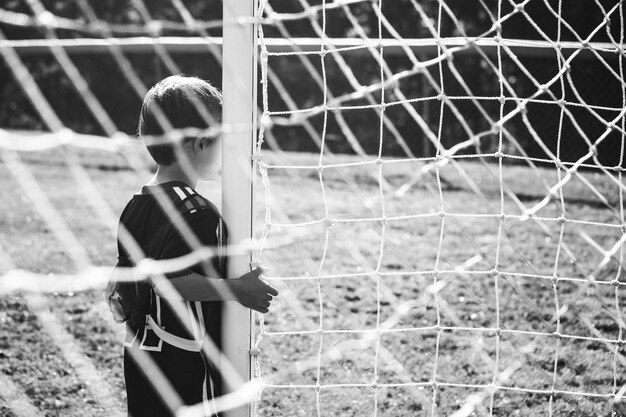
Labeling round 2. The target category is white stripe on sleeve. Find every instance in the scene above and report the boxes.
[173,187,186,200]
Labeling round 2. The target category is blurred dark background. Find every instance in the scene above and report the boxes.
[1,0,624,167]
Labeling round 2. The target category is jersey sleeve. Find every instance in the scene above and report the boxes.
[158,210,226,279]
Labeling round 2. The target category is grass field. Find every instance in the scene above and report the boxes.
[1,145,625,416]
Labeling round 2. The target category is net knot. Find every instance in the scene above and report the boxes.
[386,77,400,90]
[495,327,502,337]
[146,21,163,37]
[551,275,559,285]
[136,258,158,277]
[89,20,109,34]
[552,331,562,339]
[518,102,528,114]
[611,279,621,287]
[111,130,128,145]
[36,11,56,27]
[58,128,75,145]
[514,3,525,12]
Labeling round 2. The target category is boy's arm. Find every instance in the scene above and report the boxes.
[153,267,279,314]
[156,212,278,312]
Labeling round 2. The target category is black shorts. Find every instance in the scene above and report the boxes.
[124,344,219,417]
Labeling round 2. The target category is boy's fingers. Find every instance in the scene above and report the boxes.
[242,268,262,280]
[265,285,279,296]
[252,306,269,314]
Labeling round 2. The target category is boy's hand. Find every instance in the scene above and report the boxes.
[228,267,279,314]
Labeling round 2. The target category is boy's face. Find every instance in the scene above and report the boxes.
[193,135,222,180]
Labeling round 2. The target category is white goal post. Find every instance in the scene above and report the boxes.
[221,1,257,417]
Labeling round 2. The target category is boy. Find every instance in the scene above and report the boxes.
[106,75,278,417]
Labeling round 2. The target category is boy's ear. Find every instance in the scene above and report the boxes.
[189,136,204,154]
[196,136,214,152]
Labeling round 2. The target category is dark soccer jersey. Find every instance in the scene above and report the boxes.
[117,180,227,345]
[116,181,227,416]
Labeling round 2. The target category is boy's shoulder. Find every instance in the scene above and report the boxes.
[120,182,221,226]
[173,186,220,218]
[163,184,224,234]
[160,185,227,252]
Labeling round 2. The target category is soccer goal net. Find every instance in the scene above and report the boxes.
[1,0,625,416]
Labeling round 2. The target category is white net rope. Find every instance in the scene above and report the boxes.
[253,0,626,416]
[0,0,625,416]
[1,1,249,416]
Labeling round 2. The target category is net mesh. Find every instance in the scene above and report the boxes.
[0,0,625,416]
[253,0,626,416]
